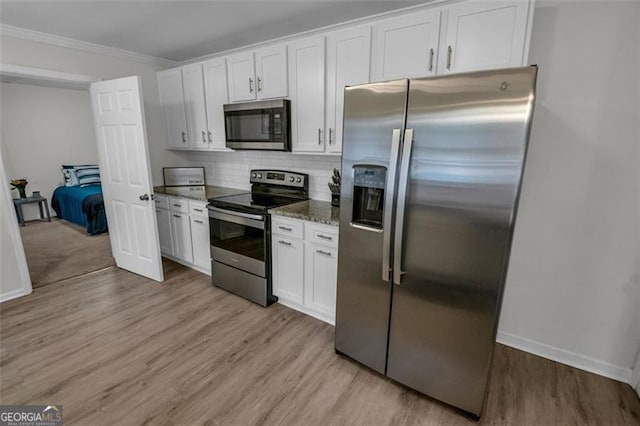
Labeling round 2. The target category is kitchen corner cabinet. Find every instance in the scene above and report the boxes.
[325,26,371,154]
[440,1,530,74]
[157,69,188,148]
[271,217,338,325]
[288,36,326,153]
[227,45,288,102]
[372,9,441,81]
[155,195,211,275]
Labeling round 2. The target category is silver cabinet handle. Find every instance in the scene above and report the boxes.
[257,77,262,92]
[181,131,186,143]
[382,128,402,282]
[194,219,204,224]
[393,128,414,285]
[194,208,204,212]
[318,128,322,145]
[428,48,434,71]
[278,240,292,246]
[201,130,206,143]
[317,234,332,241]
[172,203,182,207]
[446,45,452,70]
[172,214,181,218]
[249,78,254,93]
[316,249,332,256]
[207,131,212,143]
[278,226,292,231]
[328,128,333,145]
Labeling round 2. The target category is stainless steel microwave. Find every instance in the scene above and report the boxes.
[223,99,291,151]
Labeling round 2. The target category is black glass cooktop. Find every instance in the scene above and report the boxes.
[209,193,303,215]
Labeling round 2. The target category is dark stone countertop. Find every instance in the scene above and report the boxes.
[153,185,247,202]
[269,200,339,227]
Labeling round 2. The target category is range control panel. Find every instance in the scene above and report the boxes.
[250,169,308,188]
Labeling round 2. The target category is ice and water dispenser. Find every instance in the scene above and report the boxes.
[351,165,386,230]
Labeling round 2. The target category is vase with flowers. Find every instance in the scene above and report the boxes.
[10,178,28,199]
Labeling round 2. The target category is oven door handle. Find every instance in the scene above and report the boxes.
[208,206,265,229]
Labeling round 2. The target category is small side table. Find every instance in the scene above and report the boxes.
[13,195,52,227]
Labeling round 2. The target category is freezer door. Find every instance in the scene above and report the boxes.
[386,67,537,415]
[335,79,408,374]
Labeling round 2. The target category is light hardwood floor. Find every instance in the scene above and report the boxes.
[1,260,639,425]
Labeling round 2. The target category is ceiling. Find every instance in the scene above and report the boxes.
[0,1,425,63]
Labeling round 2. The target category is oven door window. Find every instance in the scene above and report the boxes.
[210,216,265,261]
[225,109,275,142]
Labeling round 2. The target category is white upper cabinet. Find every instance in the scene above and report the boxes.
[255,45,288,99]
[288,36,326,153]
[203,58,229,149]
[227,44,288,102]
[372,9,441,81]
[182,64,209,149]
[227,51,256,102]
[157,69,188,148]
[441,1,530,74]
[325,26,371,155]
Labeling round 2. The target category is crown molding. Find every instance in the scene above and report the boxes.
[0,24,177,69]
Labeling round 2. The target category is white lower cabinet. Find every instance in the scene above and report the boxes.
[155,195,211,275]
[271,217,338,324]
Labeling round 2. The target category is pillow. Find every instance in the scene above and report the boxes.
[62,164,99,187]
[75,166,101,186]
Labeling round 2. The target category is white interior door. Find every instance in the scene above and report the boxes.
[90,76,164,282]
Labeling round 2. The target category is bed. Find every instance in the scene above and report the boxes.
[51,185,108,235]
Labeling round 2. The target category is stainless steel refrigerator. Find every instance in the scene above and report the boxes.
[335,66,538,417]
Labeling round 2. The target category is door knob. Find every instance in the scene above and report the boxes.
[139,194,150,201]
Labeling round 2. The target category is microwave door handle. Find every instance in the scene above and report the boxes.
[393,128,413,285]
[382,129,402,282]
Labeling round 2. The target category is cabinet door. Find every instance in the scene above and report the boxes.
[372,10,441,81]
[182,64,209,149]
[203,58,229,149]
[304,243,338,323]
[156,208,174,256]
[272,236,304,305]
[157,69,188,148]
[326,26,371,154]
[443,1,529,74]
[170,212,193,263]
[190,215,211,272]
[227,52,256,102]
[288,36,326,153]
[255,45,288,99]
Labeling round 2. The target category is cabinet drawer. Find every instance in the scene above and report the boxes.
[169,197,189,213]
[306,222,338,248]
[189,200,208,217]
[155,194,169,210]
[272,216,304,239]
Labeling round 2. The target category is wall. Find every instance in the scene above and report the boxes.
[498,0,640,380]
[188,151,340,202]
[0,83,99,220]
[0,34,189,186]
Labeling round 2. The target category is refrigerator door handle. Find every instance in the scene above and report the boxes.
[393,128,414,285]
[382,128,402,282]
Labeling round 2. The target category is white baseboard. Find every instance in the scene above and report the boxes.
[0,287,32,303]
[496,331,633,384]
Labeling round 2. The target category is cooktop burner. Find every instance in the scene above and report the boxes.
[208,169,309,215]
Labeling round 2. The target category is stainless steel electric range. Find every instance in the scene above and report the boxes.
[207,170,309,306]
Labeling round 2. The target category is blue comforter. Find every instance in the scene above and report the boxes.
[51,185,108,235]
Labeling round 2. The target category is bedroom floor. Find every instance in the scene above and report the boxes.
[19,218,114,288]
[1,260,639,425]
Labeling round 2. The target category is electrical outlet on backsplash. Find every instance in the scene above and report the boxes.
[187,151,341,202]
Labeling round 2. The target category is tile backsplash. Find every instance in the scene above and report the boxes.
[187,151,341,202]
